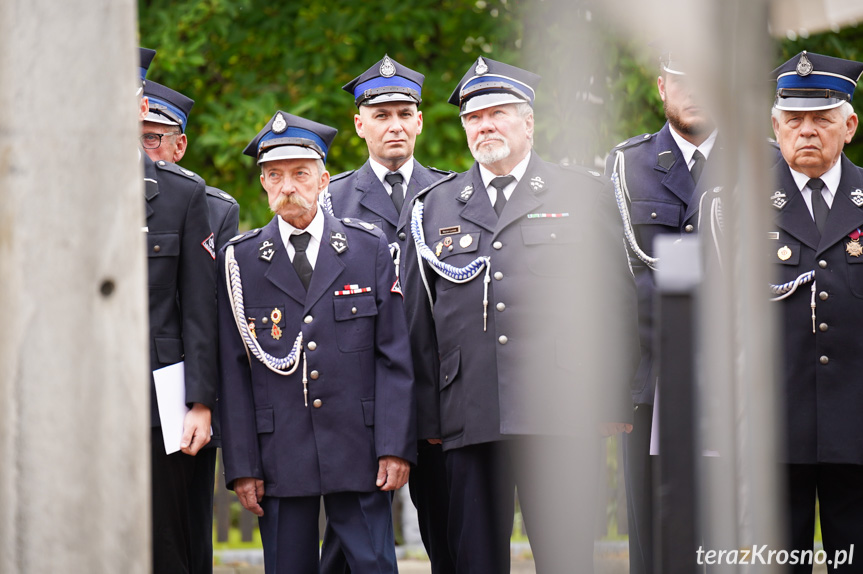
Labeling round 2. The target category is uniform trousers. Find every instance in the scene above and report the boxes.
[444,437,599,574]
[260,491,397,574]
[786,464,863,574]
[188,447,217,574]
[623,404,655,574]
[152,427,197,574]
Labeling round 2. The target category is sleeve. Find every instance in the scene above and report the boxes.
[372,232,418,464]
[216,246,263,489]
[401,200,442,439]
[178,180,218,410]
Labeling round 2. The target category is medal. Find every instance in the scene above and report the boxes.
[435,241,443,257]
[271,308,282,324]
[847,239,863,257]
[248,318,257,339]
[777,246,792,261]
[271,324,282,340]
[443,236,453,247]
[459,235,473,248]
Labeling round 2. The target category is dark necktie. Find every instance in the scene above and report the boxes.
[690,149,706,185]
[385,171,405,214]
[490,175,516,218]
[289,232,313,290]
[809,177,829,235]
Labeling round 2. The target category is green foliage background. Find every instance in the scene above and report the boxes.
[139,0,863,230]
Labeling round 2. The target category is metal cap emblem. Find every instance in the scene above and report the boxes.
[796,51,813,77]
[272,113,287,134]
[380,55,396,78]
[475,56,488,75]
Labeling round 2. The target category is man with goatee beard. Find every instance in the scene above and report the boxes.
[604,52,721,574]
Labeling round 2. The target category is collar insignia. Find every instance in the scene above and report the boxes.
[330,231,348,254]
[530,176,545,191]
[851,189,863,207]
[458,185,474,201]
[771,190,787,209]
[258,239,276,262]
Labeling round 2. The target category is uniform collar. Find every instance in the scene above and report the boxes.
[788,160,842,197]
[368,156,414,189]
[277,205,325,251]
[478,149,531,191]
[668,126,718,166]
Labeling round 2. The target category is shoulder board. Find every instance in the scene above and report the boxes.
[613,132,654,151]
[767,137,779,150]
[227,228,262,245]
[342,217,382,235]
[206,186,238,204]
[415,171,458,200]
[328,169,355,183]
[427,166,453,175]
[154,160,204,182]
[557,163,607,182]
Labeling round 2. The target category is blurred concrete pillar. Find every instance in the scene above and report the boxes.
[0,1,149,573]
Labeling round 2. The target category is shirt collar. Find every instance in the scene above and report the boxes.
[277,205,325,250]
[668,126,719,166]
[479,150,532,190]
[369,157,414,189]
[789,160,842,197]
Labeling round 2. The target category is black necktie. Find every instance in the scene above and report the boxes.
[690,150,706,185]
[490,175,516,217]
[385,171,405,214]
[289,232,313,290]
[809,178,829,235]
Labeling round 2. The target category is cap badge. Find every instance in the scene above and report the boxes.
[475,57,489,75]
[851,189,863,207]
[380,55,396,78]
[771,190,787,209]
[796,52,813,77]
[272,113,287,134]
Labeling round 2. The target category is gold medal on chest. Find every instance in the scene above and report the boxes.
[847,239,863,257]
[777,245,792,261]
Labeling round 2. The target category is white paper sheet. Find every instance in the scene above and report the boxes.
[153,361,188,455]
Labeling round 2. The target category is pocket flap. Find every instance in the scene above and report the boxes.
[255,407,274,434]
[439,347,461,390]
[147,232,180,257]
[437,232,481,261]
[772,241,801,266]
[630,201,681,227]
[334,294,378,321]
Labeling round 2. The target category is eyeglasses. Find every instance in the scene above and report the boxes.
[140,132,181,149]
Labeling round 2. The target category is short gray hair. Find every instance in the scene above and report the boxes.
[771,101,855,122]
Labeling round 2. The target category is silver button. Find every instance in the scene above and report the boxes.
[819,260,828,269]
[444,375,449,382]
[819,323,828,332]
[307,341,317,351]
[351,307,358,314]
[493,241,503,250]
[498,335,508,345]
[819,291,829,301]
[310,370,319,380]
[820,356,829,365]
[685,225,694,233]
[158,160,166,166]
[496,302,506,312]
[550,233,557,240]
[313,399,322,408]
[398,232,406,241]
[494,271,503,280]
[304,315,313,324]
[650,212,657,219]
[262,317,268,324]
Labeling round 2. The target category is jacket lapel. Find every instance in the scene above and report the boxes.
[400,160,435,232]
[494,153,543,237]
[357,162,399,227]
[143,155,159,219]
[818,154,863,255]
[656,125,696,207]
[303,214,346,312]
[262,218,308,306]
[459,163,498,233]
[773,162,820,251]
[682,136,724,224]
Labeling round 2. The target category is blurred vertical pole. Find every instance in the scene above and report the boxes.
[0,1,150,573]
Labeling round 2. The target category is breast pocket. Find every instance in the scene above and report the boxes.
[333,294,377,352]
[845,241,863,298]
[245,305,289,356]
[520,222,579,277]
[147,232,180,289]
[630,200,682,257]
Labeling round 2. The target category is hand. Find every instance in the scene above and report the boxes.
[599,422,633,437]
[234,477,265,517]
[427,438,442,445]
[180,403,212,456]
[376,456,410,491]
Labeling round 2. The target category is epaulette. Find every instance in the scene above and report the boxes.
[415,171,458,200]
[427,166,453,175]
[227,228,262,244]
[328,169,355,183]
[206,186,238,204]
[613,132,655,151]
[154,160,204,183]
[342,217,382,235]
[558,161,605,179]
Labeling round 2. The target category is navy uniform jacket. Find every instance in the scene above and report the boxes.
[328,159,448,249]
[144,156,218,426]
[771,155,863,465]
[204,185,240,447]
[217,212,416,497]
[404,152,639,448]
[604,122,724,406]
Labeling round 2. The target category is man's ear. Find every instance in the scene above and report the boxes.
[354,113,365,139]
[174,134,188,162]
[139,97,149,122]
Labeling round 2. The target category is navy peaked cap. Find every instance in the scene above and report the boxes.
[448,57,540,116]
[243,111,338,165]
[143,81,194,132]
[773,51,863,111]
[343,54,425,107]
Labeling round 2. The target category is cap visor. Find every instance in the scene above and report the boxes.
[362,93,419,106]
[144,112,181,127]
[258,145,323,164]
[774,97,846,112]
[460,92,529,116]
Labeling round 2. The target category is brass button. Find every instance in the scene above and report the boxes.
[498,335,508,345]
[650,212,658,219]
[398,232,406,241]
[819,323,828,332]
[307,341,317,351]
[496,302,506,312]
[685,225,694,233]
[493,241,503,250]
[313,399,322,408]
[494,272,503,280]
[820,356,829,365]
[310,370,319,380]
[261,317,268,324]
[351,307,358,314]
[153,245,161,253]
[304,315,313,324]
[550,233,557,240]
[819,291,829,301]
[819,260,828,269]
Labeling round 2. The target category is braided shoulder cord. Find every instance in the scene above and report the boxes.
[225,245,303,375]
[611,150,658,270]
[320,189,334,217]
